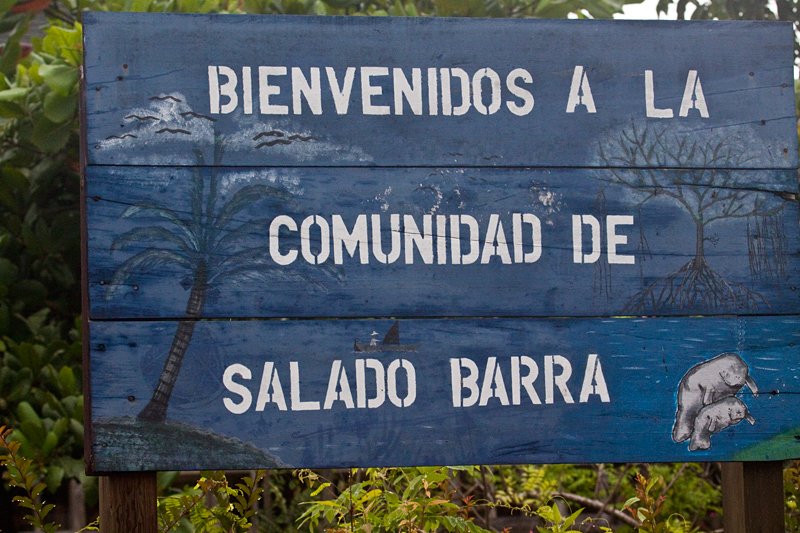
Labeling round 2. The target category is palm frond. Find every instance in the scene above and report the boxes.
[111,226,195,253]
[209,245,272,272]
[210,260,344,293]
[105,249,194,300]
[208,218,271,257]
[213,185,294,231]
[121,201,201,250]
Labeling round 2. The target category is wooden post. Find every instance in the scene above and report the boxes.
[721,461,784,533]
[99,472,158,533]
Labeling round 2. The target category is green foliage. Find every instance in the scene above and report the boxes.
[0,4,84,499]
[786,460,800,531]
[1,424,61,533]
[157,470,266,533]
[297,466,493,533]
[532,502,589,533]
[624,473,690,533]
[493,464,557,510]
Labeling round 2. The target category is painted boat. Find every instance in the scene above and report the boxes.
[354,321,421,352]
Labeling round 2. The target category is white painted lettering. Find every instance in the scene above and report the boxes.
[679,70,709,118]
[292,67,322,115]
[427,67,438,116]
[472,68,502,115]
[511,356,541,405]
[393,68,423,115]
[223,364,252,414]
[371,214,401,264]
[259,66,289,115]
[607,215,635,265]
[242,66,253,115]
[209,66,238,114]
[572,214,601,264]
[333,214,369,264]
[269,215,297,266]
[513,213,542,263]
[300,215,331,265]
[645,70,673,118]
[481,214,512,264]
[404,214,433,264]
[479,357,510,406]
[290,361,320,411]
[505,68,534,116]
[387,359,416,407]
[566,66,596,113]
[451,358,480,407]
[323,360,355,409]
[579,354,611,402]
[326,67,356,115]
[545,355,574,404]
[361,67,391,115]
[255,362,287,411]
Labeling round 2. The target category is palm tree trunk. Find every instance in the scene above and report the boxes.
[138,260,208,422]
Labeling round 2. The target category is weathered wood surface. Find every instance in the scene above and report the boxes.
[721,462,785,533]
[83,14,798,169]
[98,473,158,533]
[88,316,800,470]
[85,165,800,319]
[82,14,800,472]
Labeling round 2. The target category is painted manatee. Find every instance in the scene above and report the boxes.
[688,396,756,451]
[672,352,758,444]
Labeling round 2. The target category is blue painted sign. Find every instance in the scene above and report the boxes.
[81,13,800,472]
[83,13,798,169]
[89,317,800,470]
[85,166,800,319]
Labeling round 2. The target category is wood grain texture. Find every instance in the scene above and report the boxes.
[81,14,800,472]
[82,14,798,169]
[721,462,784,533]
[85,166,800,320]
[87,316,800,470]
[99,473,157,533]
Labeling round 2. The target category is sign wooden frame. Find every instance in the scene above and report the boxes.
[81,14,798,530]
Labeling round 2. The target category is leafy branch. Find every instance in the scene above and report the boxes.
[0,425,61,533]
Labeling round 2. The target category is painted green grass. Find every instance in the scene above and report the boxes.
[92,417,284,471]
[733,427,800,461]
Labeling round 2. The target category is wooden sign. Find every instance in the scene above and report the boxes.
[82,13,800,472]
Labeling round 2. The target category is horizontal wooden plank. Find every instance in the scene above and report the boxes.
[87,316,800,471]
[83,14,798,169]
[85,165,800,320]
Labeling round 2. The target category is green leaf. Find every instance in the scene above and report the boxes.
[19,419,45,448]
[0,18,30,79]
[37,64,78,97]
[0,0,18,16]
[0,99,24,117]
[0,86,28,101]
[31,117,72,153]
[43,91,77,124]
[624,496,640,508]
[58,366,76,393]
[45,466,65,492]
[16,400,41,425]
[41,431,58,457]
[310,482,331,497]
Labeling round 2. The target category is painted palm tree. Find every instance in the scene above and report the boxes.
[108,147,339,422]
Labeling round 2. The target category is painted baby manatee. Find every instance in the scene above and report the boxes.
[672,352,758,444]
[688,396,756,451]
